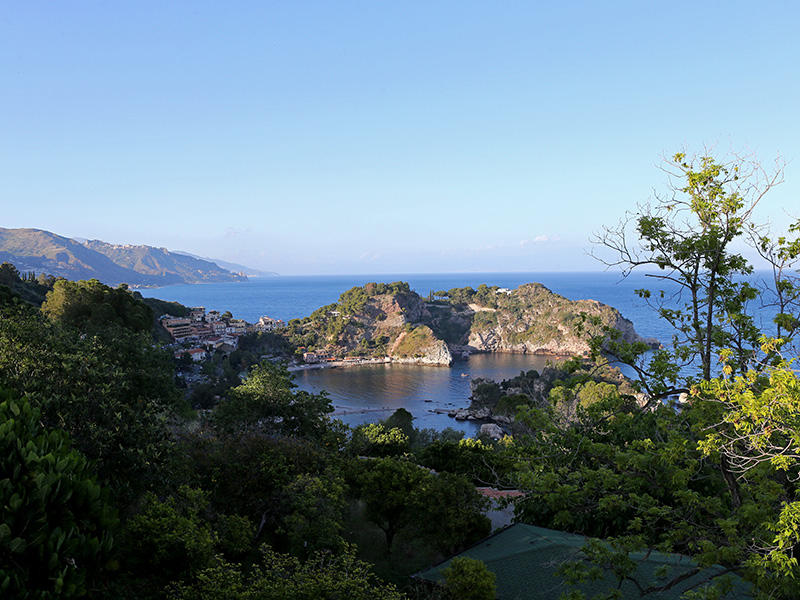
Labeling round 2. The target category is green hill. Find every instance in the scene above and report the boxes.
[282,281,658,365]
[0,228,248,287]
[83,239,248,285]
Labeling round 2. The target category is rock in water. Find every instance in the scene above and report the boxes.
[481,423,505,439]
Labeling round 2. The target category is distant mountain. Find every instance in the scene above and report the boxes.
[0,228,248,287]
[82,239,249,285]
[172,251,278,277]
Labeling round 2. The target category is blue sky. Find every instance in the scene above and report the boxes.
[2,1,799,275]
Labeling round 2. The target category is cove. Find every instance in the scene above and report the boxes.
[293,353,565,436]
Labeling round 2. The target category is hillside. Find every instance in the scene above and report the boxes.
[0,228,248,286]
[84,239,248,285]
[282,281,658,366]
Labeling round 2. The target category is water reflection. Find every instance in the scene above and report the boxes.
[293,353,565,436]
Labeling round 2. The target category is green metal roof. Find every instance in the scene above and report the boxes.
[413,524,752,599]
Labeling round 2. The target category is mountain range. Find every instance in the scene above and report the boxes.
[0,227,256,287]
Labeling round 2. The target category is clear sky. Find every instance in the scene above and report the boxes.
[2,2,799,275]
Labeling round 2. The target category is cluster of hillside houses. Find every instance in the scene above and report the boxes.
[161,306,285,361]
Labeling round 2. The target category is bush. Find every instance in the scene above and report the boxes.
[443,557,496,600]
[0,389,116,599]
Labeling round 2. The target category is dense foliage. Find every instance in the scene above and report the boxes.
[41,278,153,333]
[0,390,116,599]
[0,285,186,506]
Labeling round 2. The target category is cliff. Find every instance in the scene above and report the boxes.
[282,281,658,366]
[463,283,658,356]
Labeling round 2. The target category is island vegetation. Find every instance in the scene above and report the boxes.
[277,278,657,367]
[2,151,800,599]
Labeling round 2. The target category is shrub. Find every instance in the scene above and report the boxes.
[0,389,116,599]
[442,556,496,600]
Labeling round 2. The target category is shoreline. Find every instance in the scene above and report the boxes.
[287,350,574,373]
[288,357,393,372]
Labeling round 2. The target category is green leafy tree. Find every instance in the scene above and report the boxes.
[0,389,116,599]
[172,544,405,600]
[347,457,428,551]
[695,347,800,594]
[415,437,512,487]
[415,472,491,556]
[442,557,496,600]
[212,362,332,438]
[178,429,334,541]
[277,474,348,557]
[348,457,490,554]
[593,151,789,392]
[42,278,154,333]
[0,300,186,507]
[524,149,800,598]
[350,423,410,457]
[117,486,218,599]
[383,408,416,440]
[0,261,20,286]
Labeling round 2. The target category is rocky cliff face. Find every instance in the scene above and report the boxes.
[390,332,453,366]
[284,281,656,366]
[463,284,657,356]
[343,293,454,365]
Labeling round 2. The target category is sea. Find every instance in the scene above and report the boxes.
[138,272,779,435]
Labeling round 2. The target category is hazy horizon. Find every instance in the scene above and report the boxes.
[3,2,799,275]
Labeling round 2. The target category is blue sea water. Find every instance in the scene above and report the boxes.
[140,271,685,434]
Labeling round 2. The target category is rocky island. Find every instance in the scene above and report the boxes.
[281,281,659,366]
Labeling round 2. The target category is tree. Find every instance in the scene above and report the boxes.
[442,557,496,600]
[0,261,20,286]
[347,457,490,554]
[212,362,332,438]
[41,278,154,333]
[0,388,116,599]
[276,473,348,557]
[178,428,335,538]
[349,423,410,457]
[593,150,789,394]
[415,472,491,556]
[415,437,512,487]
[172,544,405,600]
[538,149,800,597]
[696,348,800,594]
[347,457,429,552]
[117,486,218,598]
[0,300,186,507]
[383,407,416,440]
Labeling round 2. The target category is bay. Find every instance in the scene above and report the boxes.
[139,271,676,435]
[294,353,566,436]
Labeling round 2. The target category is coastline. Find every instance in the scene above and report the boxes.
[288,357,393,372]
[287,349,574,373]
